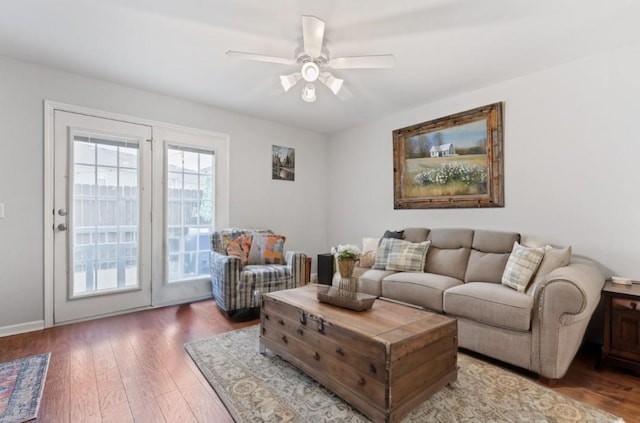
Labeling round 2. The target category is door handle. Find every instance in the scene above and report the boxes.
[57,209,68,216]
[57,223,68,231]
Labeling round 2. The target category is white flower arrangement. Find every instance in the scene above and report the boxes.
[331,244,361,261]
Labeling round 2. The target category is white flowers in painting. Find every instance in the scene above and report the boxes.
[414,162,487,186]
[331,244,361,261]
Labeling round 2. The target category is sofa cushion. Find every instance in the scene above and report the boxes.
[382,272,463,312]
[357,268,396,297]
[471,230,521,253]
[239,265,290,290]
[425,228,473,280]
[403,228,430,243]
[428,228,474,249]
[501,242,545,292]
[464,230,519,283]
[444,282,534,331]
[464,251,510,283]
[386,241,431,272]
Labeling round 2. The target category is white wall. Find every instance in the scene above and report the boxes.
[0,55,328,331]
[328,40,640,280]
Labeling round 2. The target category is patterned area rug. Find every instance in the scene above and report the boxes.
[0,353,50,423]
[187,326,624,423]
[187,326,623,422]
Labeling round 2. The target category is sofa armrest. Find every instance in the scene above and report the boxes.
[285,251,307,289]
[532,258,605,379]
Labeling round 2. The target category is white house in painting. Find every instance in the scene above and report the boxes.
[430,143,455,157]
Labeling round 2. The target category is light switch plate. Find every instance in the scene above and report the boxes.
[0,203,4,218]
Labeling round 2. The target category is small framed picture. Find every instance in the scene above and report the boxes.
[272,145,295,181]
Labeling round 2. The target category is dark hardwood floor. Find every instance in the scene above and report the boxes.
[1,300,638,422]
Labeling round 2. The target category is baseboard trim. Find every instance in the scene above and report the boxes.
[0,320,45,337]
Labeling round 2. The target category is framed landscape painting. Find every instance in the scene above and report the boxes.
[272,145,295,181]
[393,102,504,209]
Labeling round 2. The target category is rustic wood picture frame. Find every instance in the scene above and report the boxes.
[393,102,504,209]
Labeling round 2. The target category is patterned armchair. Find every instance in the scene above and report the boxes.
[210,228,307,317]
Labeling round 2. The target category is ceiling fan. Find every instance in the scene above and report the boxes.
[226,16,396,103]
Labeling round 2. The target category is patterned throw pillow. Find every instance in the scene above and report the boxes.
[386,241,431,272]
[373,238,403,270]
[226,233,252,265]
[372,238,411,270]
[378,230,404,245]
[248,234,286,265]
[501,242,545,292]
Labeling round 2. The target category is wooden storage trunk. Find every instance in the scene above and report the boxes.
[260,285,458,423]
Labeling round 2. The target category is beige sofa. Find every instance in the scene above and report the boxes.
[333,228,604,381]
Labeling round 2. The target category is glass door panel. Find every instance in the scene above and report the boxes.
[166,147,215,283]
[72,133,141,296]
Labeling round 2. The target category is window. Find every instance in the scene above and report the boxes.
[166,146,215,282]
[72,133,140,295]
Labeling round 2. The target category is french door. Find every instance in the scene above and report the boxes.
[49,105,229,325]
[53,111,153,323]
[151,128,221,306]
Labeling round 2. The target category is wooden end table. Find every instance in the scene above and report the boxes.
[600,281,640,375]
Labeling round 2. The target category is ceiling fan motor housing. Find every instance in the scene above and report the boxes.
[301,61,320,82]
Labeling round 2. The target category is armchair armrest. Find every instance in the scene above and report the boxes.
[210,250,243,312]
[532,258,605,379]
[285,251,307,289]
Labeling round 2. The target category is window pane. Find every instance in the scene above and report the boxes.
[72,134,140,296]
[166,146,215,283]
[74,141,95,165]
[183,151,199,173]
[97,143,118,166]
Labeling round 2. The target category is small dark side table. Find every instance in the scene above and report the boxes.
[600,281,640,375]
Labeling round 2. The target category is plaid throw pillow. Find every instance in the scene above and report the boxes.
[501,242,545,292]
[386,241,431,272]
[372,238,401,270]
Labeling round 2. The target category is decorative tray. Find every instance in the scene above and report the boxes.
[316,285,376,311]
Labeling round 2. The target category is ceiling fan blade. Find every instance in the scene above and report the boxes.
[336,85,353,101]
[302,15,325,58]
[226,51,296,66]
[318,72,344,95]
[329,55,396,69]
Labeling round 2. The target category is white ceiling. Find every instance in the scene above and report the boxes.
[1,0,639,134]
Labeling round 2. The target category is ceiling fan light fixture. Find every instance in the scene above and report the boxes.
[301,83,316,102]
[319,72,344,95]
[280,72,301,92]
[301,61,320,82]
